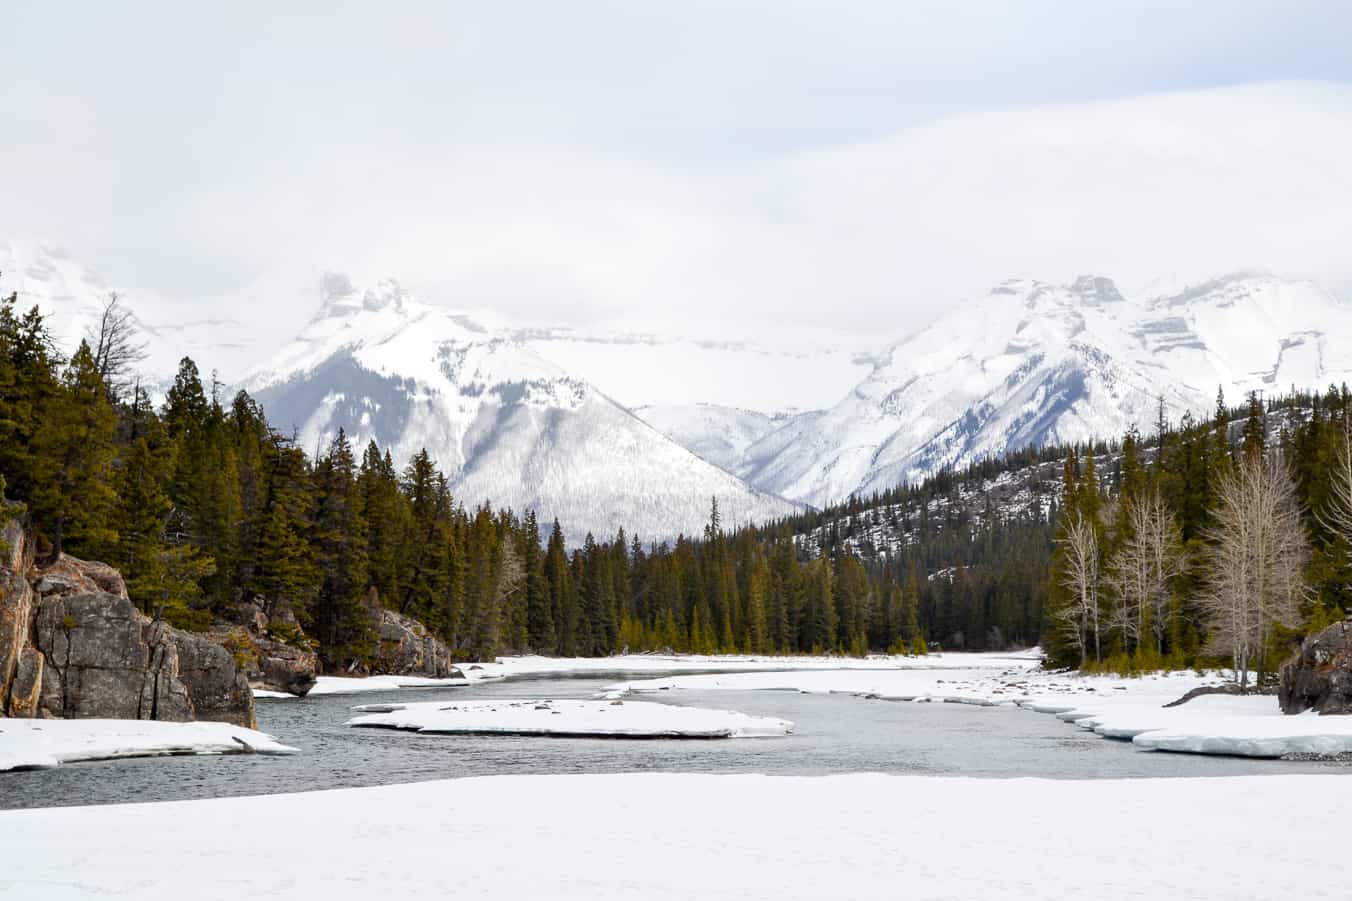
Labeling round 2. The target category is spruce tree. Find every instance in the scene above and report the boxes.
[29,341,119,556]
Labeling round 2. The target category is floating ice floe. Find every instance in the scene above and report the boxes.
[345,699,793,739]
[0,719,299,772]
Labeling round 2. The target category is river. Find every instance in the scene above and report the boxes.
[2,669,1346,809]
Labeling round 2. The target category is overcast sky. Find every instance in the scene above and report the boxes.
[5,1,1352,355]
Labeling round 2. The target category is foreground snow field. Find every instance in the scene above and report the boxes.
[346,699,793,738]
[606,667,1352,758]
[2,772,1348,900]
[0,720,298,772]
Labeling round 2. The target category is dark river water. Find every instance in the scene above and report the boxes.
[3,669,1347,809]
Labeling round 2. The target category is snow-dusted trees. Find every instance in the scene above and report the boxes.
[1055,511,1102,667]
[1199,450,1308,689]
[1105,487,1186,659]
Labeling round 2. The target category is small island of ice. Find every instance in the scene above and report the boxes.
[345,698,793,739]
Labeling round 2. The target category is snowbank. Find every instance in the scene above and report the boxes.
[470,649,1040,681]
[346,699,793,738]
[0,719,299,772]
[2,772,1347,900]
[607,667,1352,758]
[302,674,471,696]
[254,650,1038,699]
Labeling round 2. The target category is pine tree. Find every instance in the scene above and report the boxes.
[29,341,119,556]
[523,511,555,651]
[311,430,373,666]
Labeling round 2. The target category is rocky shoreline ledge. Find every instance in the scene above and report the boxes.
[1,516,464,732]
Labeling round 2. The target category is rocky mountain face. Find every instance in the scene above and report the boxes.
[1,520,256,727]
[241,274,801,541]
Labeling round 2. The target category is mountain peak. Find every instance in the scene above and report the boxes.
[1068,275,1124,304]
[315,272,410,321]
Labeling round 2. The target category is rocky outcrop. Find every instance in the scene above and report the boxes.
[1,522,256,728]
[371,605,459,679]
[32,553,128,600]
[1280,619,1352,715]
[1,518,37,715]
[210,601,318,697]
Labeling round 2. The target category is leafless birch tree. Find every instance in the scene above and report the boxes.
[1106,487,1186,656]
[1317,416,1352,543]
[1200,451,1308,689]
[1056,512,1102,667]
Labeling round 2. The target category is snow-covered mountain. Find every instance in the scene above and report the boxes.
[241,273,801,541]
[732,274,1352,508]
[13,241,1352,533]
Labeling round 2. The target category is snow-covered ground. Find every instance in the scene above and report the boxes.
[301,674,473,696]
[3,772,1348,900]
[346,699,793,738]
[0,720,298,772]
[465,649,1040,679]
[605,666,1352,759]
[253,651,1040,700]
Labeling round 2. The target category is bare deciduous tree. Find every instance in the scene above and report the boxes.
[1317,416,1352,543]
[1106,487,1187,656]
[1056,512,1102,667]
[86,292,148,403]
[1200,451,1308,689]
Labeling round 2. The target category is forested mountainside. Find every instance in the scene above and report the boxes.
[0,248,802,543]
[780,389,1352,675]
[5,276,1349,672]
[0,290,922,668]
[14,242,1352,544]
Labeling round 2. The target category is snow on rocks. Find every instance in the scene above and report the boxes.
[0,719,298,772]
[3,772,1350,900]
[345,699,793,739]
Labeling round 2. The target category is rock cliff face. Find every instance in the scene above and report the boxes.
[0,520,255,728]
[369,600,459,679]
[1,519,41,717]
[1280,619,1352,715]
[211,601,318,697]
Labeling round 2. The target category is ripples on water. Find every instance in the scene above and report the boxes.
[3,671,1346,809]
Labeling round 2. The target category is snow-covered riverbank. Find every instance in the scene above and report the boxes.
[346,699,793,738]
[0,720,298,772]
[3,771,1347,900]
[605,666,1352,758]
[257,650,1041,699]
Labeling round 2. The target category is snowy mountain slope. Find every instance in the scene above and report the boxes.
[0,242,252,394]
[242,273,801,540]
[740,274,1352,507]
[632,403,801,475]
[519,326,873,414]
